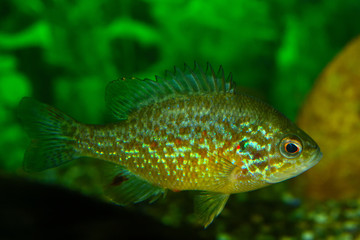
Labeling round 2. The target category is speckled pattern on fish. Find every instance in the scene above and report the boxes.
[18,63,322,227]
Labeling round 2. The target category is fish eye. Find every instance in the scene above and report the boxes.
[280,135,302,158]
[285,142,298,153]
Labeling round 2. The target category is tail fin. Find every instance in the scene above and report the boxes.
[17,97,78,172]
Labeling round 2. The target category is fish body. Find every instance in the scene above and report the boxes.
[18,63,322,227]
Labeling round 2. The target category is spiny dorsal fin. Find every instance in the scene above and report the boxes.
[105,62,234,120]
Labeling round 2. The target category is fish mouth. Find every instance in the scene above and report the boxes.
[265,149,322,184]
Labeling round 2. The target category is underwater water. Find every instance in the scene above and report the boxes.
[1,0,360,239]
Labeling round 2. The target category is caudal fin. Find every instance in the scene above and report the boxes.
[17,97,78,172]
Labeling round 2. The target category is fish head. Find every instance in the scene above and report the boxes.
[225,94,322,192]
[263,123,322,184]
[231,116,321,192]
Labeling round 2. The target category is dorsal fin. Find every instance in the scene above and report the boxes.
[105,62,234,120]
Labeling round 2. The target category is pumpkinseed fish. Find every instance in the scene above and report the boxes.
[18,63,322,227]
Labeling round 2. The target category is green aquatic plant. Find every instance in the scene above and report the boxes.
[0,0,360,238]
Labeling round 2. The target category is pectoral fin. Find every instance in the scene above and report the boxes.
[104,163,166,205]
[194,191,230,228]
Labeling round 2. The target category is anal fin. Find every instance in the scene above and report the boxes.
[195,191,230,228]
[104,164,165,205]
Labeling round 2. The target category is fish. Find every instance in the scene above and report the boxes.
[17,63,322,227]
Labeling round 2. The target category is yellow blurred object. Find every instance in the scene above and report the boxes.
[297,36,360,200]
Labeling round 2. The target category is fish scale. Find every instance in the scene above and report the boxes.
[18,63,322,227]
[74,94,244,191]
[72,93,278,193]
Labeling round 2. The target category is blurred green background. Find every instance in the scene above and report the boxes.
[1,0,360,239]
